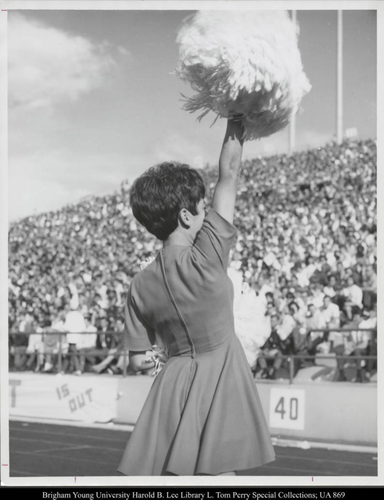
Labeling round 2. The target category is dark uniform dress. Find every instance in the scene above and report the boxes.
[118,209,275,476]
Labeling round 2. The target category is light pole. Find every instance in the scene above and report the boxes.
[337,10,343,144]
[289,10,297,155]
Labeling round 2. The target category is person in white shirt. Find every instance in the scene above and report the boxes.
[342,276,363,320]
[341,309,373,383]
[308,283,325,310]
[298,255,316,287]
[277,302,299,341]
[62,307,86,375]
[321,295,340,330]
[323,275,338,299]
[305,303,329,354]
[357,309,377,380]
[79,315,98,373]
[25,318,44,372]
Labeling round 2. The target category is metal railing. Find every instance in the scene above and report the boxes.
[9,330,129,376]
[9,328,377,382]
[255,353,377,384]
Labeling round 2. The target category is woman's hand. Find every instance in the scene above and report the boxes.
[128,350,156,372]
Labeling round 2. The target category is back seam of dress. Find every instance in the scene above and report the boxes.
[159,249,198,435]
[159,249,196,358]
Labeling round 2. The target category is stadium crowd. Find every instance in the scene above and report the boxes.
[8,138,377,381]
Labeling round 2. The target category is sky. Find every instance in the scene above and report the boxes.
[5,5,377,222]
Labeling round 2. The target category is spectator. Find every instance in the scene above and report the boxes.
[361,265,377,310]
[342,309,371,383]
[323,275,338,300]
[10,311,31,371]
[341,276,363,320]
[256,313,286,380]
[308,283,325,310]
[41,318,60,373]
[305,303,328,355]
[62,307,86,375]
[92,316,125,374]
[79,314,98,373]
[321,295,341,331]
[24,317,44,372]
[358,308,377,380]
[276,302,297,342]
[288,321,312,374]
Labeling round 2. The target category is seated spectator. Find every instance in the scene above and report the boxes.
[342,309,371,383]
[265,291,275,309]
[358,308,377,380]
[298,255,317,287]
[350,261,364,288]
[305,303,328,355]
[41,318,61,373]
[78,314,98,373]
[321,295,341,331]
[361,265,377,310]
[92,316,125,374]
[307,283,325,310]
[275,286,289,314]
[10,312,31,371]
[255,313,286,380]
[277,302,298,342]
[316,253,332,285]
[323,274,339,300]
[24,317,44,372]
[113,316,128,374]
[288,321,312,374]
[341,276,363,320]
[287,300,306,327]
[329,306,365,382]
[62,307,86,375]
[294,289,309,317]
[334,261,347,288]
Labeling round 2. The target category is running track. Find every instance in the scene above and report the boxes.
[7,420,378,478]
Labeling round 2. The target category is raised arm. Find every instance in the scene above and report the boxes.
[211,118,244,224]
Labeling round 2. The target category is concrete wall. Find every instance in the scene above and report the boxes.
[257,381,377,444]
[115,377,377,445]
[9,372,377,445]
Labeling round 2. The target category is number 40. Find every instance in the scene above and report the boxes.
[275,396,299,420]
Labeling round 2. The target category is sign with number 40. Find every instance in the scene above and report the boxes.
[269,388,305,430]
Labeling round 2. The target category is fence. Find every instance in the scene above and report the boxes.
[9,329,377,383]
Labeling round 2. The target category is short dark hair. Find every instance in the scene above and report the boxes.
[129,162,206,241]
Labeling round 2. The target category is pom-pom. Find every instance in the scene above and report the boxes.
[175,10,311,141]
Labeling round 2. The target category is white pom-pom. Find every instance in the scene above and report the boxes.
[175,10,311,141]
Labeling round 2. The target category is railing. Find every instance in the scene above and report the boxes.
[9,329,377,382]
[9,330,129,376]
[255,353,377,384]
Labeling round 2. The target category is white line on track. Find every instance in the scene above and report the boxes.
[10,416,134,433]
[11,435,123,453]
[9,468,43,477]
[10,417,377,455]
[11,449,109,466]
[10,424,130,443]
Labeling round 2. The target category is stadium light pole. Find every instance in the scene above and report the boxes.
[337,10,343,144]
[289,10,297,155]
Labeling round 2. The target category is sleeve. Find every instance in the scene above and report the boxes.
[193,209,237,269]
[124,285,155,352]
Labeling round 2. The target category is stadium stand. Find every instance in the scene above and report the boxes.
[8,138,377,381]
